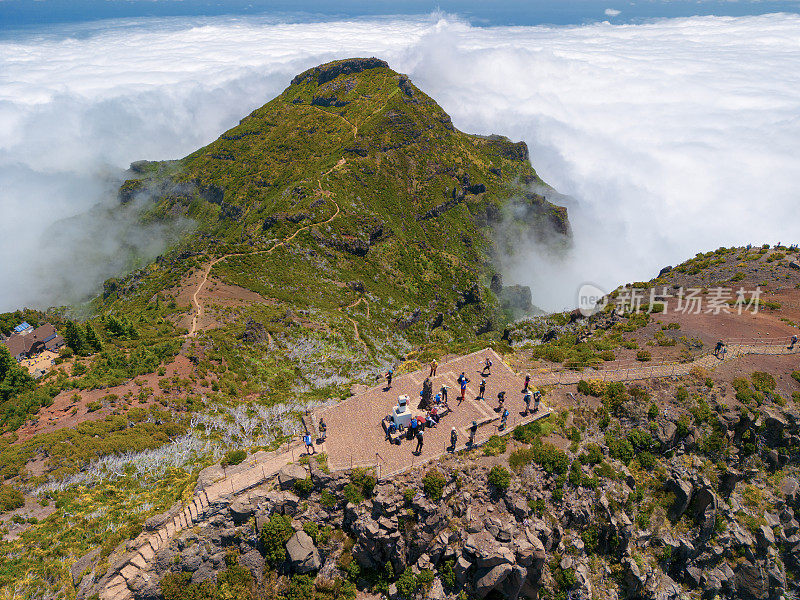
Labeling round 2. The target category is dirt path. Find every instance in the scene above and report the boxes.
[186,198,341,338]
[338,297,370,354]
[531,340,799,387]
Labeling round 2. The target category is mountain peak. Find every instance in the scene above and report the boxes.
[290,57,390,86]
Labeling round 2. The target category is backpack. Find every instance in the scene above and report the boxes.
[416,431,423,441]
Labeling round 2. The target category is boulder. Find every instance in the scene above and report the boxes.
[179,545,203,572]
[735,559,769,600]
[455,555,473,586]
[229,499,254,524]
[278,463,308,491]
[781,476,799,504]
[239,549,266,582]
[127,572,161,600]
[789,260,800,270]
[474,563,513,599]
[464,531,515,569]
[286,531,321,573]
[665,475,693,521]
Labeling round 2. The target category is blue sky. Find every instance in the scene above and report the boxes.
[2,0,800,30]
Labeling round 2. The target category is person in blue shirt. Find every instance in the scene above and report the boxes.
[303,433,315,455]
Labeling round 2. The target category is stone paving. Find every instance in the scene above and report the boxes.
[318,348,552,477]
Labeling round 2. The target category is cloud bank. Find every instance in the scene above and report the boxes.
[1,13,799,311]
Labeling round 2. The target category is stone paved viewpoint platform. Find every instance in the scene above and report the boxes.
[98,341,799,599]
[317,348,551,477]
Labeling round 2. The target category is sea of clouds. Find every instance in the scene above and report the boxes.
[1,13,799,311]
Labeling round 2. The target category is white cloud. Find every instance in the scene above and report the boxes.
[1,13,799,311]
[605,8,622,16]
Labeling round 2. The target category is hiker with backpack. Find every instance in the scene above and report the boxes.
[523,373,531,392]
[468,421,478,446]
[429,359,438,377]
[533,390,542,413]
[523,391,532,415]
[458,372,469,404]
[495,391,506,412]
[500,408,509,431]
[414,429,424,455]
[482,356,493,376]
[450,427,458,452]
[478,378,486,400]
[385,368,393,389]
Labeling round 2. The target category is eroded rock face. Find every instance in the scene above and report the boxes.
[291,57,390,86]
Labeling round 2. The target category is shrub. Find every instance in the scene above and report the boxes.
[581,525,599,553]
[221,449,247,467]
[440,559,456,589]
[349,468,376,498]
[403,487,416,503]
[302,521,319,544]
[751,371,776,393]
[577,380,604,397]
[568,461,582,487]
[603,382,629,416]
[396,567,419,599]
[792,371,800,384]
[261,513,294,566]
[0,485,24,512]
[580,443,603,465]
[595,462,617,480]
[320,489,337,509]
[637,451,656,470]
[636,350,652,362]
[648,403,659,421]
[509,441,569,474]
[287,573,315,600]
[627,428,654,452]
[675,387,689,403]
[483,435,507,456]
[343,483,363,505]
[422,470,446,501]
[487,466,512,492]
[513,420,543,444]
[606,431,634,464]
[294,477,314,496]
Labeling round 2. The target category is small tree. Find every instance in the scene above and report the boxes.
[261,513,293,567]
[84,323,102,352]
[487,465,511,492]
[0,346,34,402]
[422,469,446,501]
[64,320,88,355]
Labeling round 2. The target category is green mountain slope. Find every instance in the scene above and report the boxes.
[101,57,570,401]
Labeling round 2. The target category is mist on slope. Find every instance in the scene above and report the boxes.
[1,13,798,312]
